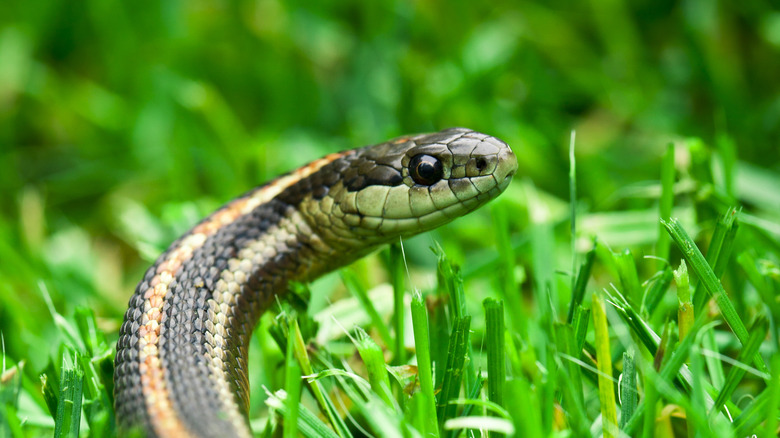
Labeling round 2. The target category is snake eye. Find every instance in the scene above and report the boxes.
[409,154,443,186]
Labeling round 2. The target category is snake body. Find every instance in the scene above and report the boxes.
[113,127,517,437]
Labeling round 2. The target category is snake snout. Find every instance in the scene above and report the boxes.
[495,146,518,184]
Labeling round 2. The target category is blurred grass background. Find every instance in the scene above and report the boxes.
[2,0,780,436]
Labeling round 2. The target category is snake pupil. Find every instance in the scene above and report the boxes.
[409,154,443,185]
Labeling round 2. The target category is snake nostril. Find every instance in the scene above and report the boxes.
[475,158,488,172]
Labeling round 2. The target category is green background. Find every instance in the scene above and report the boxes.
[1,0,780,435]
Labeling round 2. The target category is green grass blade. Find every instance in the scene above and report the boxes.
[567,243,596,324]
[434,243,465,319]
[483,299,505,413]
[289,318,350,438]
[434,247,478,401]
[437,316,470,429]
[657,142,675,267]
[625,313,709,435]
[410,291,438,437]
[738,251,780,323]
[691,207,739,311]
[592,292,618,438]
[641,267,673,317]
[701,327,725,391]
[265,390,341,438]
[354,328,394,408]
[284,317,301,438]
[733,384,771,436]
[761,355,780,437]
[711,316,768,414]
[619,351,637,430]
[554,323,589,436]
[661,217,768,373]
[640,322,672,438]
[674,260,693,342]
[54,351,83,438]
[569,130,578,293]
[615,249,642,305]
[572,305,590,353]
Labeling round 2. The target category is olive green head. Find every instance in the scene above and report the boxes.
[295,127,517,247]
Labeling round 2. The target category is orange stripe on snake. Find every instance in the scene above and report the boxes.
[135,152,347,436]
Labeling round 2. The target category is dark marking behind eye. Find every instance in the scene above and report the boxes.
[345,165,402,191]
[312,185,329,200]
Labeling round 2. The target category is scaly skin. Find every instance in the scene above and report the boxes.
[114,127,518,437]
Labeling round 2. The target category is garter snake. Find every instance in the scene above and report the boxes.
[114,127,518,437]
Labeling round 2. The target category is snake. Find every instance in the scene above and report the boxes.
[113,127,518,437]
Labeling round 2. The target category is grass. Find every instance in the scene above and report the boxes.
[5,136,779,437]
[2,1,780,437]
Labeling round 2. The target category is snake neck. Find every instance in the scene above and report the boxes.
[115,198,340,438]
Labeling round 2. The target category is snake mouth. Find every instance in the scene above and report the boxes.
[347,171,515,239]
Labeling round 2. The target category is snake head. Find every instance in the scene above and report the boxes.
[294,127,517,248]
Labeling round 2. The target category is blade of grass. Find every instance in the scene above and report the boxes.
[733,383,771,436]
[289,318,350,438]
[265,390,341,438]
[385,242,406,365]
[701,328,725,391]
[572,305,590,353]
[54,351,83,438]
[567,243,596,324]
[40,365,59,419]
[687,343,706,438]
[661,217,768,374]
[434,243,465,319]
[710,316,768,415]
[592,292,618,438]
[410,291,438,437]
[284,317,301,438]
[641,267,673,317]
[434,247,478,403]
[569,130,577,293]
[624,313,711,435]
[437,316,470,430]
[691,207,739,311]
[674,260,693,345]
[554,324,589,436]
[738,251,780,327]
[455,373,485,437]
[483,298,505,417]
[615,249,642,306]
[605,287,661,360]
[641,321,676,437]
[657,142,675,267]
[619,350,637,431]
[761,355,780,437]
[354,328,393,408]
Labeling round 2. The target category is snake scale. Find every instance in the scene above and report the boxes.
[113,127,518,437]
